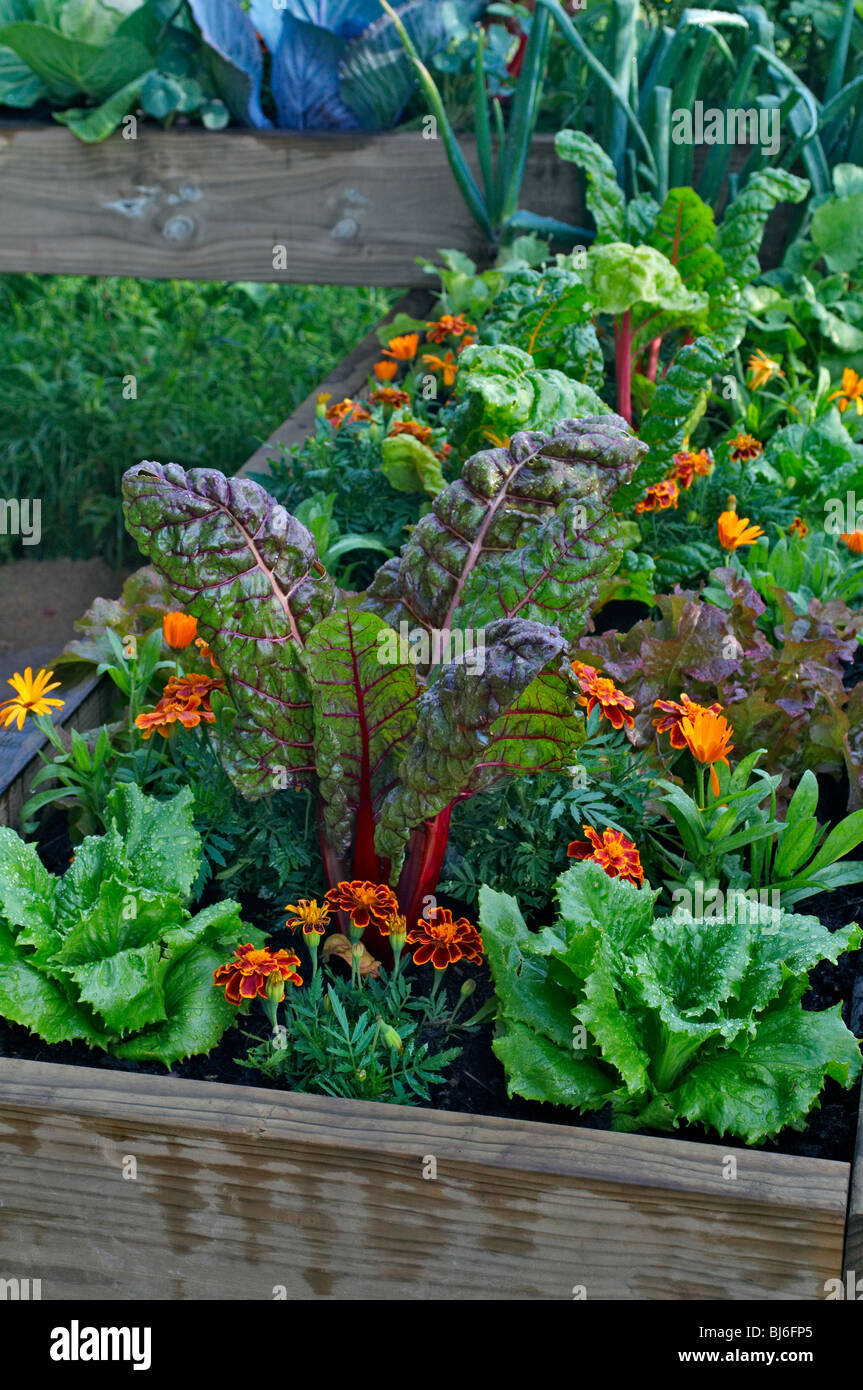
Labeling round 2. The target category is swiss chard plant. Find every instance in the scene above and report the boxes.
[481,861,862,1143]
[0,784,261,1064]
[122,415,646,955]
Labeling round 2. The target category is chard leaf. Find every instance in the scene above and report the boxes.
[375,618,569,869]
[361,415,646,640]
[0,827,56,933]
[584,242,707,320]
[554,129,626,243]
[648,186,724,289]
[305,610,418,859]
[70,942,167,1036]
[123,462,336,798]
[0,921,108,1046]
[716,168,810,285]
[673,982,862,1144]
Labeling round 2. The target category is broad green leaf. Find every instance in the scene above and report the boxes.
[381,433,445,496]
[0,827,56,933]
[715,167,809,284]
[786,769,819,823]
[480,884,577,1049]
[305,609,418,858]
[771,816,819,879]
[51,878,185,966]
[555,861,657,954]
[106,783,200,899]
[123,463,336,798]
[0,20,101,97]
[160,898,248,961]
[554,129,626,243]
[70,942,167,1035]
[584,241,706,319]
[648,186,724,289]
[55,73,149,141]
[577,939,652,1094]
[493,1023,615,1110]
[0,921,108,1046]
[810,191,863,274]
[111,939,245,1067]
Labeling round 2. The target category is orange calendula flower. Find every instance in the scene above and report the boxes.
[383,333,420,361]
[370,387,411,409]
[653,693,723,750]
[679,707,734,796]
[162,611,197,650]
[373,359,399,382]
[634,478,679,515]
[671,449,713,490]
[425,314,477,344]
[422,350,458,386]
[828,367,863,416]
[718,506,765,550]
[747,349,785,390]
[840,530,863,554]
[326,397,371,429]
[285,898,331,936]
[0,667,64,731]
[406,906,484,970]
[567,825,644,888]
[324,880,399,931]
[571,660,635,731]
[788,516,808,539]
[728,432,763,462]
[388,418,434,446]
[213,943,302,1004]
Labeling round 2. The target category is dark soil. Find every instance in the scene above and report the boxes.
[2,802,861,1163]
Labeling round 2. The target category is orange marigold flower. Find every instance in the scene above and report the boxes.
[571,660,635,731]
[425,314,477,344]
[135,700,203,739]
[0,666,64,732]
[747,349,784,390]
[788,516,808,539]
[653,693,723,750]
[729,432,763,462]
[324,880,399,931]
[326,397,371,429]
[671,449,713,490]
[383,333,420,361]
[214,943,302,1005]
[422,350,458,386]
[388,418,434,445]
[679,707,734,796]
[370,387,411,409]
[567,825,644,887]
[828,367,863,416]
[162,611,197,650]
[285,898,331,936]
[718,506,765,550]
[634,478,679,515]
[841,530,863,554]
[406,906,484,970]
[373,359,399,382]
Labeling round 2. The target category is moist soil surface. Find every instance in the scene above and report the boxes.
[2,807,861,1164]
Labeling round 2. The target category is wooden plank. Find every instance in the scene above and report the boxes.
[0,126,586,286]
[0,672,110,830]
[844,1083,863,1286]
[0,1058,849,1301]
[236,286,434,478]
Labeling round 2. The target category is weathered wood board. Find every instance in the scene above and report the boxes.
[0,1059,850,1301]
[844,1084,863,1285]
[0,126,586,286]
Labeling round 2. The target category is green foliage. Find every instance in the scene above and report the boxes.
[482,862,862,1143]
[0,785,260,1064]
[0,275,395,565]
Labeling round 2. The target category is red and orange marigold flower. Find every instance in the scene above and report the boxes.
[326,397,371,429]
[406,906,484,970]
[728,432,763,462]
[324,880,399,931]
[388,418,434,446]
[653,693,723,750]
[134,671,225,740]
[634,478,679,515]
[567,826,645,888]
[670,449,713,490]
[788,516,808,539]
[370,386,411,409]
[214,943,302,1004]
[425,314,476,344]
[571,660,635,731]
[285,898,331,936]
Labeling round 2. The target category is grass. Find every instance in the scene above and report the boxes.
[0,275,398,566]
